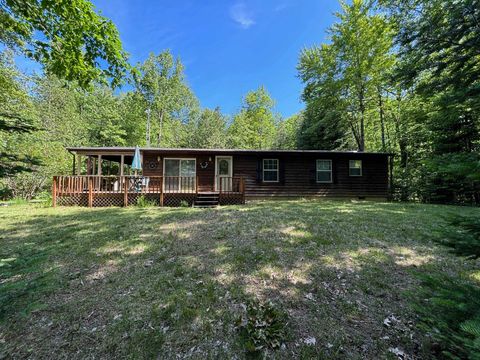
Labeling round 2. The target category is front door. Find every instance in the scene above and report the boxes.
[215,156,232,192]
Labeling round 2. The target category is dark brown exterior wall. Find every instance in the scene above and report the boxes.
[141,150,389,199]
[233,153,389,199]
[142,152,216,192]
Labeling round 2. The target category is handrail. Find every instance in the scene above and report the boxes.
[52,175,245,207]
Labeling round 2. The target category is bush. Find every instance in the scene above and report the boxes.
[435,216,480,259]
[179,200,189,207]
[136,195,156,208]
[412,274,480,359]
[236,299,288,354]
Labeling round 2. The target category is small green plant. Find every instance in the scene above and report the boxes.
[179,200,189,207]
[435,216,480,259]
[136,195,156,208]
[236,299,288,354]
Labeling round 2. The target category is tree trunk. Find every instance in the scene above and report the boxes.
[377,86,386,150]
[157,108,164,146]
[358,88,365,152]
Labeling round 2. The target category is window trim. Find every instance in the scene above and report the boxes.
[316,159,333,183]
[262,158,279,183]
[349,160,362,177]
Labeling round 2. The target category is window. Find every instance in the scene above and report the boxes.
[263,159,279,182]
[349,160,362,176]
[316,160,332,183]
[164,158,196,191]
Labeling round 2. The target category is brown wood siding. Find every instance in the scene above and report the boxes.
[233,154,388,198]
[142,151,216,192]
[141,150,389,199]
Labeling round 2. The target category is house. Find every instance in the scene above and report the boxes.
[52,147,393,207]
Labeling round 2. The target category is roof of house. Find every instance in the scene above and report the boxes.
[66,147,394,156]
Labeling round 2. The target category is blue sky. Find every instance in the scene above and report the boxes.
[18,1,342,118]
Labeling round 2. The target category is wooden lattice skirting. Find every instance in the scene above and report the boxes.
[57,193,199,207]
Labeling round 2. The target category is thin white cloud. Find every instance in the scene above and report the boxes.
[230,2,255,29]
[274,3,288,12]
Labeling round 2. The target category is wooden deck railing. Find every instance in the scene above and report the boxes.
[52,175,245,207]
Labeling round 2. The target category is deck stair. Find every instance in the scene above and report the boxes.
[194,192,219,208]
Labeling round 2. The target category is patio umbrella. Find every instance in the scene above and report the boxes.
[131,146,142,175]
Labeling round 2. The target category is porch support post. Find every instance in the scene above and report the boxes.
[76,154,82,175]
[72,154,76,175]
[88,177,93,208]
[120,154,125,191]
[123,178,128,207]
[52,176,57,207]
[87,156,92,175]
[97,155,102,176]
[160,177,164,207]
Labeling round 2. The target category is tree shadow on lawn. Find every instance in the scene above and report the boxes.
[0,201,474,358]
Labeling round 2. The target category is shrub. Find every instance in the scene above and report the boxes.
[435,216,480,259]
[412,274,480,359]
[236,299,288,354]
[136,195,156,208]
[179,200,189,207]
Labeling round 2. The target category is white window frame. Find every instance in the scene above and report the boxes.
[263,159,279,183]
[163,158,197,192]
[316,159,333,183]
[349,160,362,177]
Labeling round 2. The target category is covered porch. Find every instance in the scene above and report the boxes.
[54,147,245,207]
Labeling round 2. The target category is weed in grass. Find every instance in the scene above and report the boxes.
[236,299,288,355]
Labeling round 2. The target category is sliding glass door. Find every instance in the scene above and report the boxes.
[163,159,196,192]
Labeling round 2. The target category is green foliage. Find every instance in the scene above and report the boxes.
[179,200,189,208]
[133,51,199,147]
[190,108,228,149]
[412,274,480,359]
[298,0,395,151]
[236,299,288,354]
[228,86,278,149]
[0,0,130,88]
[136,195,156,208]
[435,216,480,259]
[275,113,303,150]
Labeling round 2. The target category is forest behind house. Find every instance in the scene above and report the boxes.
[0,0,479,205]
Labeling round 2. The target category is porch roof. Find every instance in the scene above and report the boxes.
[66,147,394,157]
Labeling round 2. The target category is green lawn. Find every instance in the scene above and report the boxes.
[0,200,479,359]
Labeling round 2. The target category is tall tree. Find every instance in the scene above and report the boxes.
[228,86,277,149]
[0,51,39,179]
[298,0,395,151]
[190,107,228,149]
[133,51,199,147]
[0,0,129,88]
[275,113,303,150]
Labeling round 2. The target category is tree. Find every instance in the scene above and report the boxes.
[275,113,303,149]
[133,51,199,147]
[228,86,277,149]
[0,0,129,88]
[191,108,228,148]
[379,0,480,203]
[298,0,395,151]
[0,50,39,180]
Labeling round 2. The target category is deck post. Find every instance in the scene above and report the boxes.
[52,176,57,207]
[88,177,93,208]
[123,177,128,207]
[160,177,164,207]
[76,154,82,175]
[241,177,246,204]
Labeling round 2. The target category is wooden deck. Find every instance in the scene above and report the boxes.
[52,176,245,207]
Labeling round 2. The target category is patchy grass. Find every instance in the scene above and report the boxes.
[0,200,479,359]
